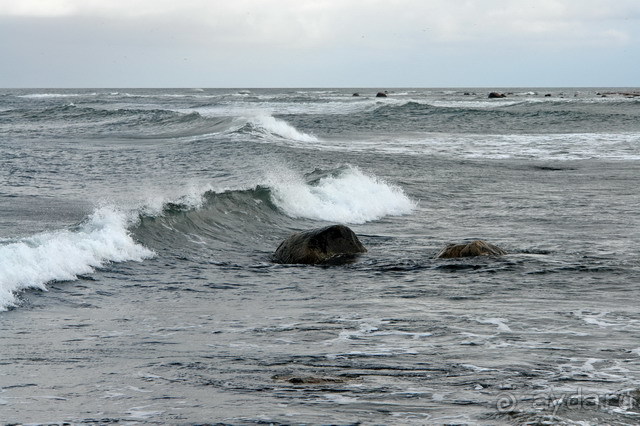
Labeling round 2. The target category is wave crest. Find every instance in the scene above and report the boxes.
[245,114,318,142]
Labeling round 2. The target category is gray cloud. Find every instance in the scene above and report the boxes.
[1,0,638,87]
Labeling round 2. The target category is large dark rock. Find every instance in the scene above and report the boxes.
[488,92,506,98]
[273,225,367,265]
[436,240,506,259]
[376,91,388,97]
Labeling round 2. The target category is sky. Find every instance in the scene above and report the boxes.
[1,0,639,87]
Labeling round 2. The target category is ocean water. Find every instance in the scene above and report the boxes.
[1,88,640,425]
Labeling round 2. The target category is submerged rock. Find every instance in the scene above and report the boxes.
[436,240,506,259]
[273,225,367,265]
[488,92,506,98]
[376,91,388,97]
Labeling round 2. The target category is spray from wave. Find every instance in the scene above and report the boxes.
[0,206,154,311]
[266,165,416,224]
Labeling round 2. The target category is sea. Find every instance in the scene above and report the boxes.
[1,88,639,425]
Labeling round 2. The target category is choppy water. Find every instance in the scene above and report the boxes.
[1,88,640,425]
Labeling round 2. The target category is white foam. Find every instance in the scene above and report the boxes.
[573,311,624,328]
[136,182,214,217]
[18,93,96,98]
[267,165,416,224]
[249,114,318,142]
[477,317,512,332]
[0,206,154,311]
[430,99,528,109]
[461,364,495,372]
[324,394,359,404]
[126,406,164,419]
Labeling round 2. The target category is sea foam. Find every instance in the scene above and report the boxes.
[267,166,415,224]
[0,206,154,311]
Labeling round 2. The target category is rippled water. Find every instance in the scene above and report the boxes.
[1,88,640,424]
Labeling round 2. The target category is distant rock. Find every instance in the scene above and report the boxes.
[376,91,388,98]
[352,92,360,97]
[488,92,506,99]
[601,91,640,98]
[435,240,507,259]
[273,225,367,265]
[544,93,552,97]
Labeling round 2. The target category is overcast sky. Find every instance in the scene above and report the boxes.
[1,0,639,87]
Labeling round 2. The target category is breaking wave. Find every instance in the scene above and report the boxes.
[265,165,415,223]
[0,207,154,311]
[245,114,318,142]
[0,165,414,310]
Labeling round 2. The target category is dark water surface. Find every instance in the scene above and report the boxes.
[1,88,640,424]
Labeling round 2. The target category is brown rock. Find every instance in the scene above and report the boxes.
[436,240,507,259]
